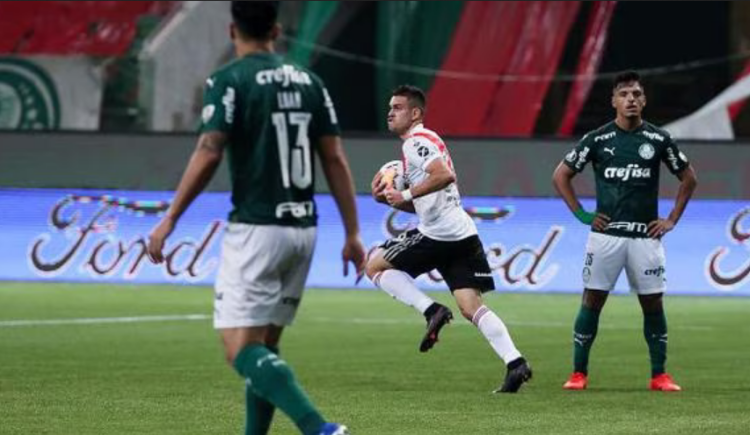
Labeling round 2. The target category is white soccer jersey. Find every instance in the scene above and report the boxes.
[401,124,477,241]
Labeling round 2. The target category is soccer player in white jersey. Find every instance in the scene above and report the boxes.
[365,84,532,393]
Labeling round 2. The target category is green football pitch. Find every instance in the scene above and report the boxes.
[1,283,748,435]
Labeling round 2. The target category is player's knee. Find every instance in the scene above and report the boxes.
[365,261,380,281]
[638,292,663,313]
[365,251,388,281]
[224,347,239,367]
[453,288,483,321]
[459,306,475,322]
[458,301,483,321]
[582,288,608,310]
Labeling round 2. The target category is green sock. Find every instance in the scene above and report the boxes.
[573,305,601,374]
[244,346,279,435]
[234,344,325,435]
[643,311,668,377]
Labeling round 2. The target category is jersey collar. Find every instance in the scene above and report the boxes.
[405,123,425,137]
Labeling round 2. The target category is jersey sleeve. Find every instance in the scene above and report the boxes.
[199,73,236,134]
[310,82,341,139]
[403,137,442,171]
[562,133,596,173]
[661,134,690,175]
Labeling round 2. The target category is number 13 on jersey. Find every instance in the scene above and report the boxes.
[272,112,312,190]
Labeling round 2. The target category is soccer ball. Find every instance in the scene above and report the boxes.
[379,160,406,190]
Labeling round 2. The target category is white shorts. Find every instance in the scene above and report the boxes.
[582,232,666,295]
[214,223,316,329]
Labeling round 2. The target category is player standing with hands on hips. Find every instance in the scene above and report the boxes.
[553,70,697,392]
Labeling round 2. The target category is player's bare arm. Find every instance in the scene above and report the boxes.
[317,135,366,276]
[648,164,698,238]
[147,131,227,263]
[552,162,610,231]
[385,157,454,207]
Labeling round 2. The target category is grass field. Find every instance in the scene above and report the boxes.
[1,283,749,435]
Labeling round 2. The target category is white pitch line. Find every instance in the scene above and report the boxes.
[0,314,210,328]
[0,314,713,331]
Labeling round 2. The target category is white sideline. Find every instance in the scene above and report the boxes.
[0,315,713,331]
[0,314,210,327]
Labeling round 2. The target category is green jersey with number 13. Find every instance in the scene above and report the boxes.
[200,52,340,227]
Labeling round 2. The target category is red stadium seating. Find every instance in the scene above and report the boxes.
[0,1,177,55]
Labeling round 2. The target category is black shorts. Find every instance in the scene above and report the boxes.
[379,229,495,292]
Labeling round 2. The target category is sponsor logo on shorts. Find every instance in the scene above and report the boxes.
[644,266,665,277]
[582,267,592,283]
[474,272,494,278]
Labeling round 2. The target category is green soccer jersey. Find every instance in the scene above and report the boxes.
[563,121,690,238]
[200,52,340,226]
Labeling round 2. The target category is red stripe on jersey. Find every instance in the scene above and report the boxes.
[409,131,454,172]
[410,132,445,150]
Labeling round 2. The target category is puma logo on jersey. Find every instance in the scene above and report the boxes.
[603,147,615,156]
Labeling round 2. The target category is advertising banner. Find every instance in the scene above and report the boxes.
[1,188,748,296]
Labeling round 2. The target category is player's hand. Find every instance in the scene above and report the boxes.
[342,234,366,279]
[384,188,406,207]
[591,213,611,232]
[371,171,387,203]
[147,217,176,263]
[647,218,675,239]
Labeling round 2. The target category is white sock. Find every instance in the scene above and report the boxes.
[373,269,435,314]
[473,305,522,364]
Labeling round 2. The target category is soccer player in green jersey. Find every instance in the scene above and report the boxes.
[552,70,698,392]
[147,2,365,434]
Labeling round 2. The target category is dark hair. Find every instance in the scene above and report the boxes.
[392,84,427,113]
[231,1,279,40]
[612,70,642,91]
